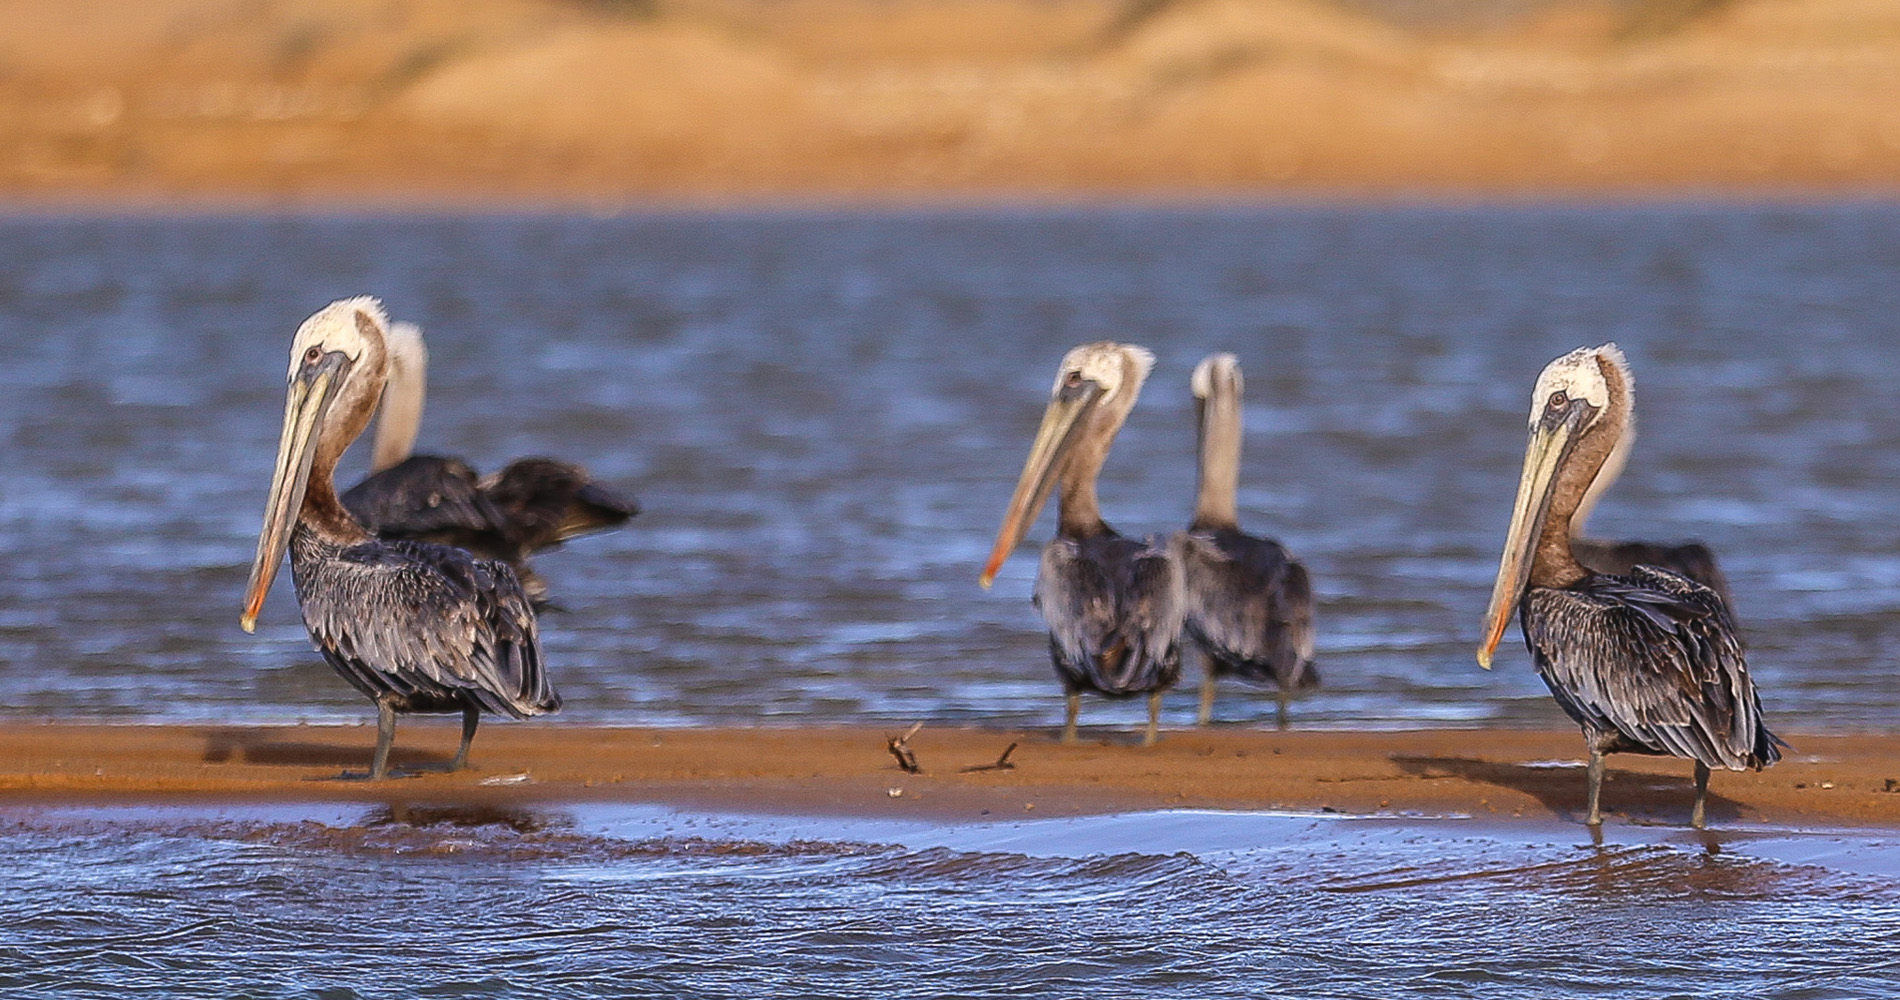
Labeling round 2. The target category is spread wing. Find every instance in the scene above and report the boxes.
[293,537,559,718]
[1522,566,1778,770]
[1033,535,1183,695]
[480,458,639,552]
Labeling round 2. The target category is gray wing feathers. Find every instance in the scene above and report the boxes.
[1034,536,1184,695]
[297,539,559,718]
[1176,530,1318,690]
[1523,566,1776,771]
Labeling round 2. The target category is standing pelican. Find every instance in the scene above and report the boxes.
[1478,344,1780,828]
[242,298,560,780]
[1175,354,1316,728]
[1568,419,1736,610]
[340,320,638,606]
[980,342,1183,746]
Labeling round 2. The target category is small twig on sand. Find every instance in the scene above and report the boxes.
[960,742,1018,773]
[887,721,923,774]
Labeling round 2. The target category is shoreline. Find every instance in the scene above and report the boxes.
[3,187,1900,218]
[5,723,1899,829]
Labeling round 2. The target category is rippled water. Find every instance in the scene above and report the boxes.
[0,205,1898,732]
[4,803,1899,998]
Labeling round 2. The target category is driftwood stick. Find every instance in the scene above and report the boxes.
[887,721,924,774]
[960,742,1018,773]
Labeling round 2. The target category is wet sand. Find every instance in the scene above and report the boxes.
[4,723,1899,829]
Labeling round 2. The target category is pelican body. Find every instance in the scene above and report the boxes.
[242,299,560,780]
[1175,354,1316,728]
[1479,344,1780,828]
[339,321,638,607]
[981,343,1184,745]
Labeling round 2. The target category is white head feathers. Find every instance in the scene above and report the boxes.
[1190,353,1242,400]
[288,296,388,378]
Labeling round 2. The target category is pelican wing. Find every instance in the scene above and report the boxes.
[1034,534,1183,695]
[481,458,640,552]
[1177,528,1317,689]
[292,535,559,718]
[1521,565,1778,771]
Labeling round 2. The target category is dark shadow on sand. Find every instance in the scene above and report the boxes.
[201,727,453,771]
[1391,755,1743,827]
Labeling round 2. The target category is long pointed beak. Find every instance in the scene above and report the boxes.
[979,383,1102,588]
[241,356,347,632]
[1477,405,1586,667]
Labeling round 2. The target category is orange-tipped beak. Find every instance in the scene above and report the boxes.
[241,357,345,631]
[979,381,1100,588]
[1478,405,1581,667]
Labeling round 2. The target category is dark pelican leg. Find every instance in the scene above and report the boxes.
[1585,748,1605,827]
[451,702,481,772]
[1691,760,1711,829]
[1144,692,1161,747]
[1063,693,1080,744]
[369,696,399,780]
[1197,672,1216,726]
[1275,691,1290,732]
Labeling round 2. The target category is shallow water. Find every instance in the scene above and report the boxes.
[0,205,1897,732]
[4,803,1899,998]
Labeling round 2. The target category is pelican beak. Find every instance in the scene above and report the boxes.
[979,378,1104,587]
[1477,398,1594,667]
[241,351,352,632]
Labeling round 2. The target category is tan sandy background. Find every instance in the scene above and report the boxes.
[5,0,1900,204]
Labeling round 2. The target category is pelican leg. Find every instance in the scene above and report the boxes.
[1062,692,1080,744]
[1691,761,1710,829]
[1144,691,1161,747]
[1585,748,1605,826]
[369,697,398,781]
[1197,674,1216,726]
[450,703,481,772]
[1275,691,1291,732]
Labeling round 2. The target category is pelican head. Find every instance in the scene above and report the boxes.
[979,342,1155,587]
[1189,352,1241,402]
[241,297,391,631]
[1477,343,1632,667]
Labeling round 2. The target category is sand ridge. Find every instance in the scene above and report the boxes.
[6,0,1900,203]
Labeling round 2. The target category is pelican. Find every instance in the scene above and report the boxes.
[1478,343,1781,828]
[1568,418,1736,610]
[1175,354,1316,728]
[339,320,638,606]
[980,342,1183,746]
[242,298,560,780]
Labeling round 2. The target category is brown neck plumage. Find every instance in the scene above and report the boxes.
[1529,356,1630,589]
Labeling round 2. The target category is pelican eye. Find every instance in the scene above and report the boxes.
[1548,390,1568,409]
[304,346,323,364]
[1064,371,1083,387]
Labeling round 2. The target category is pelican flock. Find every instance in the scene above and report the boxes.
[980,342,1184,745]
[1478,344,1780,827]
[1175,354,1316,728]
[232,294,1790,830]
[242,298,561,779]
[340,320,639,607]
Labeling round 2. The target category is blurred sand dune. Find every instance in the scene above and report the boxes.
[4,0,1900,202]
